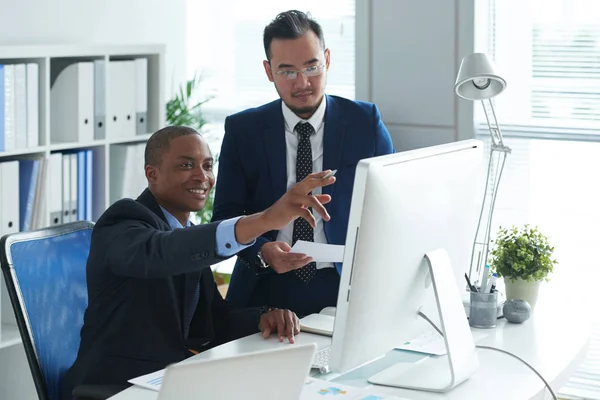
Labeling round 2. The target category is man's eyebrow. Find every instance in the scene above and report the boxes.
[303,58,319,65]
[176,156,214,163]
[277,63,295,69]
[277,59,320,69]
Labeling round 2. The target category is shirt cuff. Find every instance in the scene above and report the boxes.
[215,217,255,257]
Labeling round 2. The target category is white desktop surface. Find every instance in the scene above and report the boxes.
[109,310,589,400]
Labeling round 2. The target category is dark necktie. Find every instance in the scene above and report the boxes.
[292,121,317,283]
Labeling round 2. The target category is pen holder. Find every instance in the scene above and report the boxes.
[469,291,498,329]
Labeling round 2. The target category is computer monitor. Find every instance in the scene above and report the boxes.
[328,139,482,392]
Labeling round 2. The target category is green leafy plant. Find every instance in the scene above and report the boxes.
[489,225,557,282]
[166,72,212,130]
[165,72,216,224]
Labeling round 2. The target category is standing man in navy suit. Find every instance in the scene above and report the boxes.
[212,10,395,317]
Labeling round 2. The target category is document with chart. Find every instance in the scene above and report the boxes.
[301,377,410,400]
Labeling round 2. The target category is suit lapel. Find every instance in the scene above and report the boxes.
[263,100,288,203]
[137,188,170,226]
[182,223,201,335]
[322,95,347,202]
[136,189,199,336]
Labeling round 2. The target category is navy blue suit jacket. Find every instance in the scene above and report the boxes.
[61,189,260,399]
[212,95,394,316]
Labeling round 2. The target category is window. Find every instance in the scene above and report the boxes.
[186,0,355,153]
[476,1,600,398]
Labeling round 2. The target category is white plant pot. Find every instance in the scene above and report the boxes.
[504,277,541,309]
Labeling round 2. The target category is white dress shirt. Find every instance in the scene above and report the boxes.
[276,99,333,270]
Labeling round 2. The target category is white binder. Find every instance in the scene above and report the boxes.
[93,60,106,140]
[31,156,47,229]
[134,143,147,195]
[48,153,63,226]
[50,62,94,144]
[135,58,148,135]
[62,154,71,223]
[109,144,127,202]
[123,144,137,198]
[0,161,20,235]
[4,64,15,152]
[14,64,27,150]
[108,60,136,138]
[26,63,39,148]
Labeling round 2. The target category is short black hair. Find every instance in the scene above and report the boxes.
[263,10,325,62]
[144,125,201,166]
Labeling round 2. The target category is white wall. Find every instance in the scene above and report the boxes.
[356,0,475,151]
[0,0,187,99]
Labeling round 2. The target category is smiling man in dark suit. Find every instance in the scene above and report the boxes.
[212,10,395,317]
[61,126,335,399]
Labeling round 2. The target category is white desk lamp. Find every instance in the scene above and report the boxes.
[455,53,511,285]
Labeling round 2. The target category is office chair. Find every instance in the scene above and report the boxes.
[0,221,122,400]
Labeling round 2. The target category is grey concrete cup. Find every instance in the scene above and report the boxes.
[469,291,498,328]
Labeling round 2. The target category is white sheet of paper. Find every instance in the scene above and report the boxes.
[290,240,345,262]
[396,329,488,356]
[127,369,165,392]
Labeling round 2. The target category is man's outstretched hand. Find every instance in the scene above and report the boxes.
[234,170,335,245]
[262,170,335,231]
[259,308,301,343]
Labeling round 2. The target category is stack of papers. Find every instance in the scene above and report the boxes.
[302,377,410,400]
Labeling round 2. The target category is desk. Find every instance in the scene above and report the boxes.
[109,311,588,400]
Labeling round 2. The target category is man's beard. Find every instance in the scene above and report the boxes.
[287,94,324,117]
[289,105,317,116]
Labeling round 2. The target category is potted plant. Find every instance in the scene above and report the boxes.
[489,225,557,309]
[165,72,215,224]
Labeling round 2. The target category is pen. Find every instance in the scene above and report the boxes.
[464,273,478,293]
[323,169,337,179]
[488,274,497,293]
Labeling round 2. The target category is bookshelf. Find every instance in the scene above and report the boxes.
[0,44,165,399]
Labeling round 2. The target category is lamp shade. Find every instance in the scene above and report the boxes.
[455,53,506,100]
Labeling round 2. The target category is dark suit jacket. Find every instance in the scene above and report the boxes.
[212,95,395,316]
[61,189,260,399]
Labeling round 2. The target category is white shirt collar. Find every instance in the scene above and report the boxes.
[281,95,327,133]
[159,206,191,230]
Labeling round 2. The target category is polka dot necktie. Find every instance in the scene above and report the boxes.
[292,121,317,283]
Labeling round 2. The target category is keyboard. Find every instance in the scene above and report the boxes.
[312,347,331,374]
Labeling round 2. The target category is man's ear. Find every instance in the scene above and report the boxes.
[145,165,158,184]
[263,60,274,83]
[325,48,331,70]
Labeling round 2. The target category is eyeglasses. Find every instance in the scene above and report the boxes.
[273,64,326,80]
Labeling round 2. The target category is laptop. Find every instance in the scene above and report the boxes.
[156,343,317,400]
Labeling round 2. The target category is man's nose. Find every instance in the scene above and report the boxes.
[191,167,208,181]
[294,71,310,87]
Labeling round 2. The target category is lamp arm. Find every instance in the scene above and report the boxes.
[482,99,510,152]
[468,100,511,283]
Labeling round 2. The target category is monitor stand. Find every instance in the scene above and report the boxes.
[367,248,479,392]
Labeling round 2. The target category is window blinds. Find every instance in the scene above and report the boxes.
[476,1,600,398]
